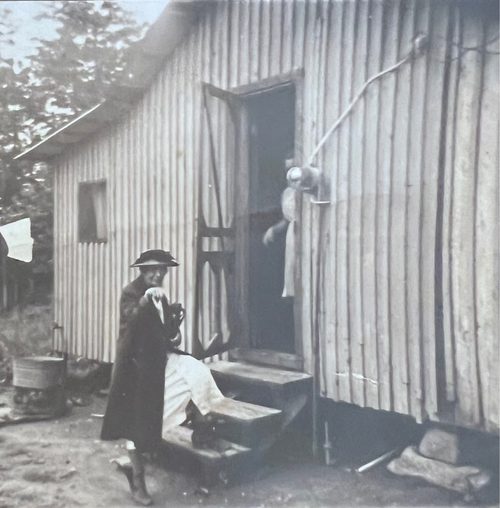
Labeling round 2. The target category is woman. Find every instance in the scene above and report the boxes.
[101,249,224,506]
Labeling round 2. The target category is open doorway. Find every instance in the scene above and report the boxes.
[246,85,296,354]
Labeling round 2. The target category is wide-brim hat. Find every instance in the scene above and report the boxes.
[130,249,179,268]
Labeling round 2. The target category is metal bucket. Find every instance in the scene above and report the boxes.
[12,356,65,389]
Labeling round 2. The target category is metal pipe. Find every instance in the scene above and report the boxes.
[355,447,400,474]
[323,420,333,466]
[312,205,326,457]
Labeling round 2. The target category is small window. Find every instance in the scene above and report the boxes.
[78,180,107,243]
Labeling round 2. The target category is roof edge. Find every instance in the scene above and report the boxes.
[15,0,204,162]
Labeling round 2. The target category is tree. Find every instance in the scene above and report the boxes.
[0,7,31,204]
[0,1,146,293]
[29,1,146,134]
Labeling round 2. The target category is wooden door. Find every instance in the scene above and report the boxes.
[202,74,304,372]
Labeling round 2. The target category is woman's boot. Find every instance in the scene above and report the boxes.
[128,450,153,506]
[191,413,226,449]
[111,457,134,491]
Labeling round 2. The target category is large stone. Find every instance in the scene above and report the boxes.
[387,446,491,497]
[419,428,459,464]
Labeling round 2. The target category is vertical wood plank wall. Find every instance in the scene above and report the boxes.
[52,0,499,432]
[441,1,499,432]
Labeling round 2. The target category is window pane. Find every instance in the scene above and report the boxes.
[78,181,107,243]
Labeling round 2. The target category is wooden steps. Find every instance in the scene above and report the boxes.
[210,396,282,422]
[210,397,282,447]
[162,425,251,485]
[163,425,250,463]
[161,360,312,486]
[209,360,311,387]
[230,347,303,371]
[210,360,312,409]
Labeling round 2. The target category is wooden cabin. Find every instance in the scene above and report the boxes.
[18,0,499,437]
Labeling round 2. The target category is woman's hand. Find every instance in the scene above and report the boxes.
[262,226,275,246]
[262,220,288,246]
[145,287,166,302]
[170,331,182,348]
[169,303,185,325]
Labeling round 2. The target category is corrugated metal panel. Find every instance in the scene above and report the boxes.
[52,0,499,431]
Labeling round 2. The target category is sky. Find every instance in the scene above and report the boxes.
[0,0,169,62]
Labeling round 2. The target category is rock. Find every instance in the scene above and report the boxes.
[467,471,492,492]
[419,428,459,464]
[0,406,13,421]
[388,446,491,498]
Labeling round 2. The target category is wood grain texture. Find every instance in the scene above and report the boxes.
[474,11,499,432]
[322,0,342,400]
[389,0,413,416]
[450,8,483,427]
[375,0,399,412]
[404,0,427,423]
[361,0,383,409]
[420,0,450,421]
[347,0,367,408]
[334,0,352,403]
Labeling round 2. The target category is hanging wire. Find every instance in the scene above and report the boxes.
[448,34,500,61]
[307,33,429,167]
[451,32,499,51]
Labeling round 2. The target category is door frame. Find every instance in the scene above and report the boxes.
[206,69,305,370]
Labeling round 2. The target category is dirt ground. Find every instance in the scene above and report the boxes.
[0,391,482,508]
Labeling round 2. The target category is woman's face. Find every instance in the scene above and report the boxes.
[141,266,168,288]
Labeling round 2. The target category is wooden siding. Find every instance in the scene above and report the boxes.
[52,0,499,431]
[441,1,499,432]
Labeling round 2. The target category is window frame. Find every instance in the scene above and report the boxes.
[77,179,108,244]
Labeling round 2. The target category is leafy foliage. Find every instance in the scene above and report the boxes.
[0,1,146,283]
[30,1,145,134]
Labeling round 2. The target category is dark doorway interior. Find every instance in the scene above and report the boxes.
[246,85,295,354]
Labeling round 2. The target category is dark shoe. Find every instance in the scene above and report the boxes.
[191,426,217,449]
[191,416,225,449]
[131,473,153,506]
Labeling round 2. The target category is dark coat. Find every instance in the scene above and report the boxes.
[101,276,187,451]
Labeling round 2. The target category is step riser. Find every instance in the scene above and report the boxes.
[161,425,251,485]
[206,396,283,447]
[212,417,282,448]
[160,441,248,487]
[213,375,276,407]
[212,372,312,411]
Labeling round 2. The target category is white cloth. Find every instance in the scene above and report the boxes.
[145,290,225,437]
[281,187,298,297]
[161,353,224,437]
[146,288,166,324]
